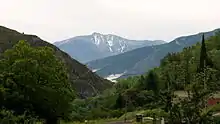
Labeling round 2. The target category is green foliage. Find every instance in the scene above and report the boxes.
[58,31,220,122]
[0,41,75,123]
[116,76,140,91]
[198,34,213,73]
[0,26,112,99]
[157,33,220,123]
[115,93,124,109]
[142,109,168,118]
[169,77,215,123]
[68,99,89,121]
[146,70,159,95]
[0,109,38,124]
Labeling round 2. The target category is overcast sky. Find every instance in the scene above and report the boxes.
[1,0,220,43]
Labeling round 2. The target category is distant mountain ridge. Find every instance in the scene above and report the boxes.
[86,28,220,79]
[54,32,165,63]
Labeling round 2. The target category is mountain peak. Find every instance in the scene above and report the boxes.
[92,32,104,45]
[91,32,116,46]
[54,33,166,63]
[87,28,219,79]
[92,32,102,36]
[91,32,115,37]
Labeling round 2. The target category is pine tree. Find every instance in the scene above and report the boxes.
[146,70,159,95]
[198,34,213,73]
[198,34,207,72]
[115,93,124,109]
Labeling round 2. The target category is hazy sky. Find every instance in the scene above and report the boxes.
[1,0,220,43]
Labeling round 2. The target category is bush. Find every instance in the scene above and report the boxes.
[90,108,110,119]
[0,109,38,123]
[109,110,124,118]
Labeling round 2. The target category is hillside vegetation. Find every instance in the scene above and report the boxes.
[0,26,112,97]
[1,26,220,124]
[70,32,220,123]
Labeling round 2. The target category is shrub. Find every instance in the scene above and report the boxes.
[0,109,38,123]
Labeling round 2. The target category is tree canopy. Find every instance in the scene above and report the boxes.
[0,40,75,123]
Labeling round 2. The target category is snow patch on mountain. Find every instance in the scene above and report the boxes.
[105,73,124,82]
[119,40,126,52]
[109,47,113,52]
[175,40,181,45]
[92,33,124,53]
[93,33,101,45]
[107,40,113,47]
[90,32,131,54]
[92,68,100,72]
[54,32,166,63]
[107,40,114,52]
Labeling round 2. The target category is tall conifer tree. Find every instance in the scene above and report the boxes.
[146,70,159,95]
[198,34,213,73]
[198,34,207,72]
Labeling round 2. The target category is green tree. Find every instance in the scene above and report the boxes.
[170,72,215,124]
[146,70,159,95]
[198,34,213,72]
[136,75,146,90]
[0,41,75,124]
[0,109,37,123]
[182,47,193,85]
[115,93,124,109]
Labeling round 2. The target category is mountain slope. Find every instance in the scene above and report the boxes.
[54,32,165,63]
[87,29,220,78]
[0,26,112,97]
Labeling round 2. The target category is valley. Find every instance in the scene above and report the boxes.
[55,28,220,81]
[1,25,220,124]
[1,0,220,123]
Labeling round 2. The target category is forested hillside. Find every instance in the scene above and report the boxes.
[0,26,112,97]
[1,26,220,123]
[69,32,220,123]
